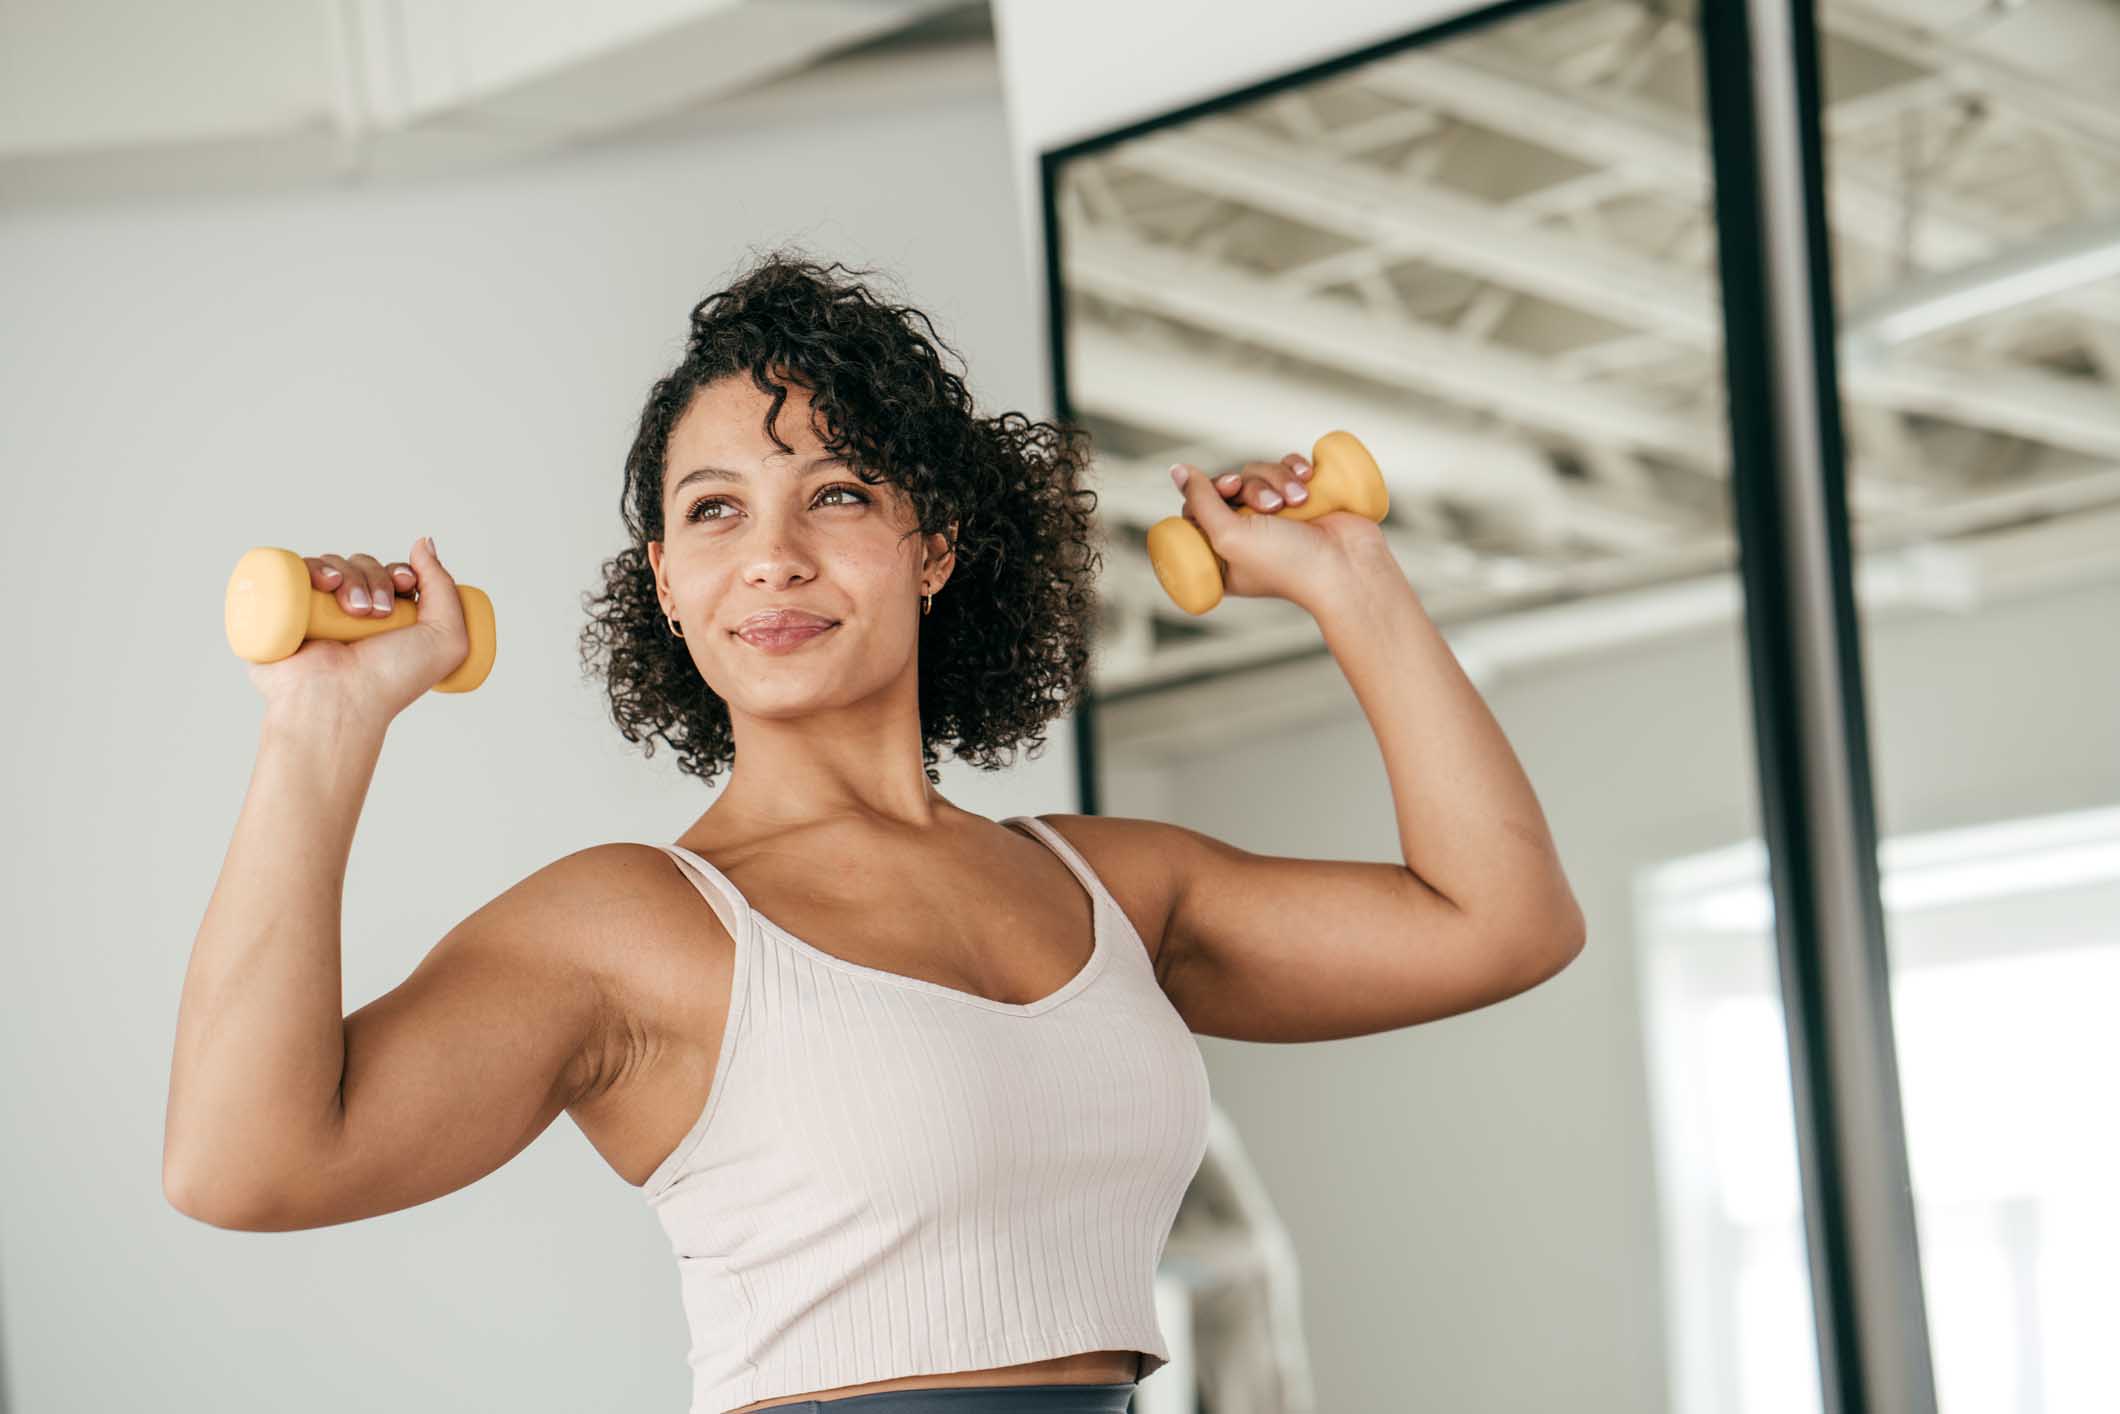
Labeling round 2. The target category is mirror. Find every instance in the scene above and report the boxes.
[1049,2,1830,1408]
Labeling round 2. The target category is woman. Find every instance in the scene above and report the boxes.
[166,251,1585,1414]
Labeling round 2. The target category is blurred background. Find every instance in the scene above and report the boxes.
[3,0,2115,1411]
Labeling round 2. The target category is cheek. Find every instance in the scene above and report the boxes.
[830,533,921,588]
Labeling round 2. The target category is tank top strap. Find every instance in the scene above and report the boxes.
[654,842,751,945]
[1003,814,1118,917]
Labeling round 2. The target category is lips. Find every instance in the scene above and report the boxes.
[735,610,838,649]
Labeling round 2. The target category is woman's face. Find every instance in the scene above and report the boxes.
[649,373,949,719]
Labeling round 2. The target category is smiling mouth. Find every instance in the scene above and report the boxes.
[736,621,838,650]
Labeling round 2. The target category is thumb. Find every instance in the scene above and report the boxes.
[409,535,463,631]
[1171,463,1244,545]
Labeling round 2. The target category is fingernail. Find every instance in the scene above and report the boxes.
[1168,464,1188,488]
[1285,483,1307,503]
[348,585,369,609]
[423,535,436,557]
[1258,490,1283,509]
[321,566,340,579]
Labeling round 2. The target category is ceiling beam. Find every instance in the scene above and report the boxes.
[1067,225,1725,468]
[1112,123,1719,346]
[1336,53,2120,459]
[1821,0,2120,153]
[1365,40,2120,326]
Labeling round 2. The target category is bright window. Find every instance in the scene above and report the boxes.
[1639,805,2120,1414]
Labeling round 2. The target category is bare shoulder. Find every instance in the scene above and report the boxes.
[499,842,732,1103]
[503,842,702,963]
[1022,812,1213,982]
[532,839,727,938]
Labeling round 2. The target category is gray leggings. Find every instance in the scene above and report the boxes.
[783,1381,1137,1413]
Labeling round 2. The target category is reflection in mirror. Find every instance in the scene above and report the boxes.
[1058,0,1783,700]
[1050,1,1825,1410]
[1818,2,2120,1409]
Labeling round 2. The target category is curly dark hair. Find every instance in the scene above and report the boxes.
[579,246,1102,788]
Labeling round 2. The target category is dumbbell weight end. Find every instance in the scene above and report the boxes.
[224,546,497,693]
[1145,429,1388,616]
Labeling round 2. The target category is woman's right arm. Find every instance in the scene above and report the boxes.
[165,542,623,1230]
[163,690,628,1230]
[163,692,389,1223]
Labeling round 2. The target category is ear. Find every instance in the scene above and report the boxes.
[924,521,958,588]
[646,539,668,612]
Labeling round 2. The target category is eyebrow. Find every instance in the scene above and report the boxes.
[669,454,848,500]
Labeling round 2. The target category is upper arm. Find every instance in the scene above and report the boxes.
[219,845,637,1232]
[1042,814,1583,1043]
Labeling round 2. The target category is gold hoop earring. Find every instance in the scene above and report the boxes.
[665,613,685,640]
[922,590,933,616]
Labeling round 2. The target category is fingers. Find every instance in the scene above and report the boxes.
[1264,453,1312,508]
[1199,454,1314,513]
[304,549,422,617]
[311,554,365,615]
[347,553,398,616]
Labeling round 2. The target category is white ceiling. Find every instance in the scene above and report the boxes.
[0,0,993,206]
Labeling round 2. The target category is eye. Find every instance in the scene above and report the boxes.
[683,482,871,524]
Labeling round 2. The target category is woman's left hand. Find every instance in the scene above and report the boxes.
[1169,452,1390,612]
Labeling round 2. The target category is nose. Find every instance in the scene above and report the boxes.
[742,529,818,591]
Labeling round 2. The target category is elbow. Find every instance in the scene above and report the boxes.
[1544,886,1587,954]
[1532,874,1586,960]
[1509,899,1586,986]
[162,1161,224,1226]
[1470,870,1584,960]
[163,1159,267,1231]
[1549,905,1588,972]
[1548,887,1586,950]
[1552,913,1587,970]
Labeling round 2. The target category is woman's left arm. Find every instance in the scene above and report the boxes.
[1070,456,1585,1043]
[1314,532,1585,951]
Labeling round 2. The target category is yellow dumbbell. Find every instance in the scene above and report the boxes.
[224,546,497,693]
[1146,429,1389,615]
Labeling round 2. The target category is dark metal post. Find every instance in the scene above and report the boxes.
[1699,2,1939,1411]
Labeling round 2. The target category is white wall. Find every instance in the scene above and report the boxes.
[1103,569,2120,1411]
[0,51,1077,1413]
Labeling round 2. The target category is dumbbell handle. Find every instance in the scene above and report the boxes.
[1146,430,1388,615]
[224,546,497,693]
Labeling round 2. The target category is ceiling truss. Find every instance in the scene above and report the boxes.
[1056,0,2120,694]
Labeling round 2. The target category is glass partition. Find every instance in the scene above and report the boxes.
[1815,5,2120,1409]
[1045,2,1831,1408]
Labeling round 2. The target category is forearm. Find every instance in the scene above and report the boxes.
[1303,546,1582,938]
[165,694,388,1205]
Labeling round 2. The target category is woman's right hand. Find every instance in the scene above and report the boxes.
[245,538,470,724]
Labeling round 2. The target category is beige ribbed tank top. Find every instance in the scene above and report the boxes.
[636,815,1213,1414]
